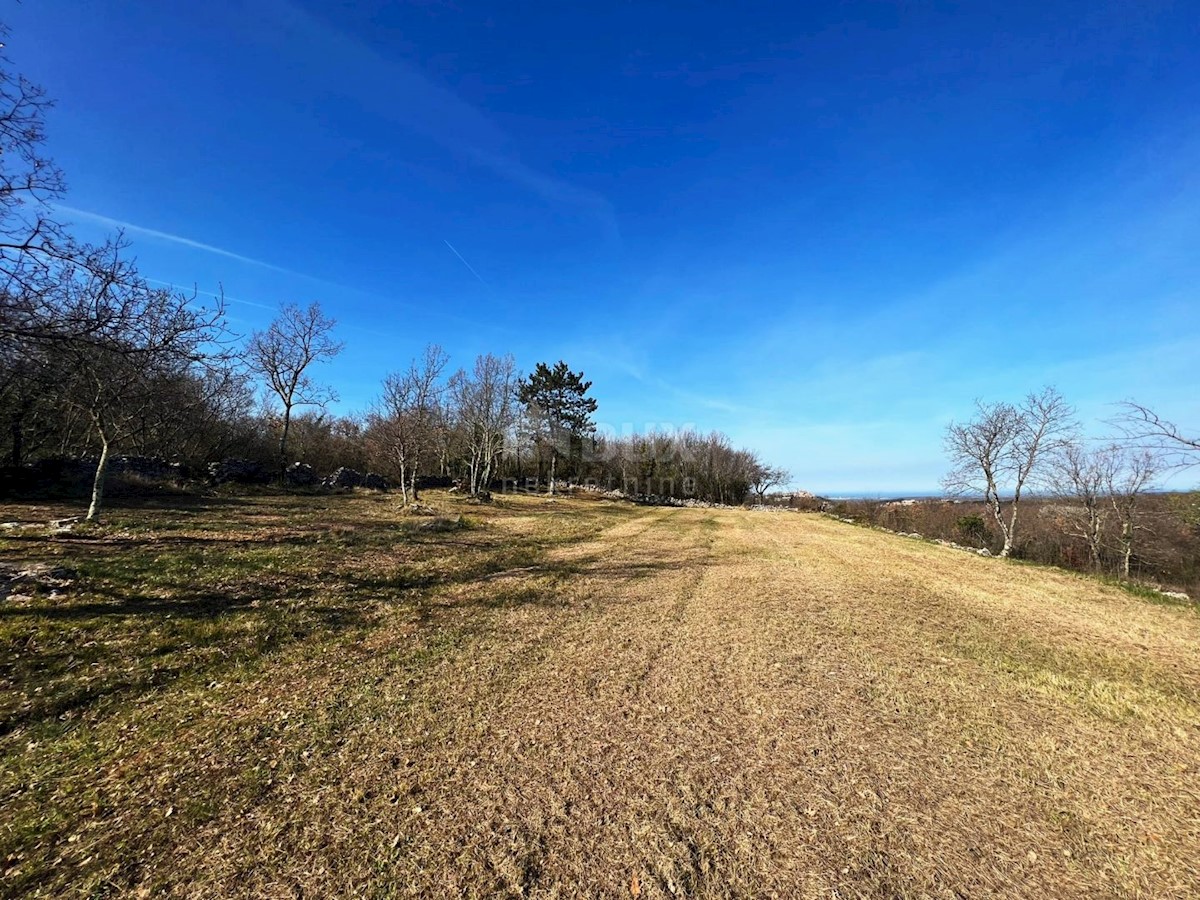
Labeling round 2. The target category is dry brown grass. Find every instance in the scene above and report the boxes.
[1,491,1198,897]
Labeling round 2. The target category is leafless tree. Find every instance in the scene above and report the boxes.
[246,302,342,479]
[374,344,448,504]
[122,364,254,463]
[0,338,52,466]
[449,353,516,496]
[750,461,790,503]
[943,387,1074,558]
[1049,442,1118,569]
[0,29,150,353]
[1113,401,1198,470]
[1104,448,1160,579]
[0,23,68,323]
[56,276,228,520]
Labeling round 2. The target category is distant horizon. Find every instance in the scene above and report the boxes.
[795,482,1198,501]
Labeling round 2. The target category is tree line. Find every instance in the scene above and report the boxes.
[0,30,788,519]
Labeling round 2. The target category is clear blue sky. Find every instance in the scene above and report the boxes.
[10,1,1199,494]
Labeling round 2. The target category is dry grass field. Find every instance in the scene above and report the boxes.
[1,489,1198,898]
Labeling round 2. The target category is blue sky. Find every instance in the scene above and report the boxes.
[9,1,1199,493]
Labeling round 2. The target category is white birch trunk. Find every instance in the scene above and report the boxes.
[86,435,111,522]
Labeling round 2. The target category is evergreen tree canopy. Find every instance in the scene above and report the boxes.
[516,361,597,441]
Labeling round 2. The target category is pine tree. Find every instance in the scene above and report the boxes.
[516,361,597,494]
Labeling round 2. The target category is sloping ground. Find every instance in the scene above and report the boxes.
[1,493,1198,897]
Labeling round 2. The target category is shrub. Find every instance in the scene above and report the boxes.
[956,514,990,548]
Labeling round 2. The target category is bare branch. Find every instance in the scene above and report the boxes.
[1112,401,1199,470]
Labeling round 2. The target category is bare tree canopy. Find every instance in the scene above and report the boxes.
[751,461,791,502]
[246,302,343,479]
[1113,401,1199,470]
[57,278,229,520]
[0,27,143,350]
[1104,447,1160,578]
[1048,441,1161,575]
[943,386,1074,557]
[1048,442,1115,570]
[450,353,517,497]
[372,344,448,504]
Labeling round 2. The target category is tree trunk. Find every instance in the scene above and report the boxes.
[87,435,111,522]
[278,404,293,483]
[410,467,419,502]
[549,452,556,495]
[1121,521,1133,579]
[399,458,409,505]
[983,482,1012,558]
[1000,503,1021,559]
[1087,511,1103,570]
[10,413,23,468]
[480,454,491,495]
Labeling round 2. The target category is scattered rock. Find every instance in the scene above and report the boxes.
[363,472,389,491]
[1160,590,1191,602]
[108,456,176,479]
[402,504,438,517]
[50,516,82,534]
[285,461,319,487]
[323,467,365,490]
[208,458,271,485]
[415,515,465,532]
[0,563,77,599]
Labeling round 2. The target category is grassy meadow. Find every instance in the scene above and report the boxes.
[1,489,1197,897]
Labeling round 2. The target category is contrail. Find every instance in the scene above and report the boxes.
[443,239,487,285]
[145,278,276,311]
[56,205,297,275]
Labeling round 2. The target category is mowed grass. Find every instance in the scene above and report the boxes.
[0,491,1197,898]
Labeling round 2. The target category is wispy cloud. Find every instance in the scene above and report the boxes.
[56,205,297,274]
[272,0,619,240]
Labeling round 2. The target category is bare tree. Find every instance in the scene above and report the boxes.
[750,461,790,503]
[1114,402,1198,470]
[246,302,342,480]
[449,353,516,497]
[0,29,149,353]
[57,276,228,520]
[123,363,254,463]
[1104,448,1160,579]
[374,344,448,504]
[0,23,69,329]
[943,386,1074,558]
[1050,442,1116,570]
